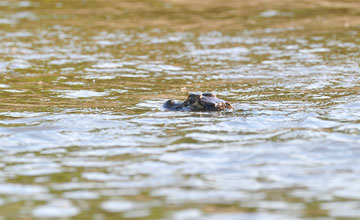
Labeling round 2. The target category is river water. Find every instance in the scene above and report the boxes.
[0,0,360,219]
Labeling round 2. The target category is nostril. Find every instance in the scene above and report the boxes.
[164,100,175,107]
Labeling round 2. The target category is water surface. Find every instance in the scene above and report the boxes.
[1,0,360,219]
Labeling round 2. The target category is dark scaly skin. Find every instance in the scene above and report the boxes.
[164,93,234,111]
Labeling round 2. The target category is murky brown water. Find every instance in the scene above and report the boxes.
[1,0,360,219]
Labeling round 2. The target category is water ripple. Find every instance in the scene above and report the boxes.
[0,9,359,219]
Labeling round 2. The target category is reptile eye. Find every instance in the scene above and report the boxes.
[188,94,199,104]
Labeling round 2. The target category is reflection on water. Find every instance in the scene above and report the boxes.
[1,0,360,219]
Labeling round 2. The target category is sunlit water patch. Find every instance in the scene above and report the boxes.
[52,90,110,99]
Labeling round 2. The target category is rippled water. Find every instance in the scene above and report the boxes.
[1,0,360,219]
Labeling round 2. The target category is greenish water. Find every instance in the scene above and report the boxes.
[1,0,360,219]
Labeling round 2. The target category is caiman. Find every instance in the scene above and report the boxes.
[164,93,233,111]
